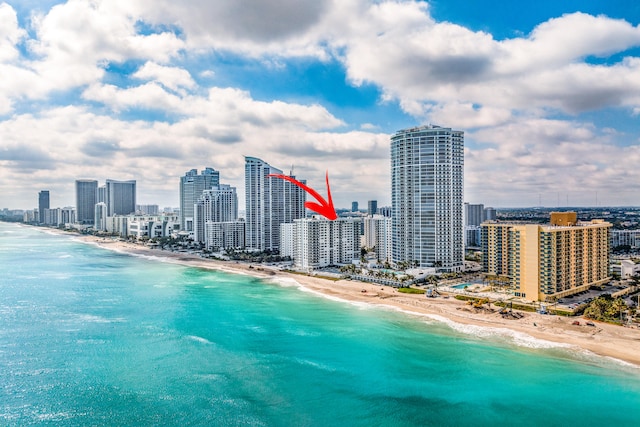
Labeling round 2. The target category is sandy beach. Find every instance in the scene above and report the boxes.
[68,232,640,368]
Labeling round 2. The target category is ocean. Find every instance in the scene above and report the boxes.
[1,222,640,426]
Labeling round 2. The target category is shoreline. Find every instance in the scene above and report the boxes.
[48,228,640,368]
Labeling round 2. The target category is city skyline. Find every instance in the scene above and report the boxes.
[1,1,640,210]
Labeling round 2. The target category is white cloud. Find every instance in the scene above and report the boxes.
[133,62,196,94]
[2,1,640,208]
[0,3,26,62]
[25,0,184,96]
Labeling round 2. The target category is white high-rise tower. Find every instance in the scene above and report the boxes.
[391,125,464,272]
[179,168,220,232]
[245,157,305,251]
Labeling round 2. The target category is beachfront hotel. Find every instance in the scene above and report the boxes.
[390,125,464,272]
[280,216,362,269]
[481,212,611,302]
[244,157,305,252]
[179,168,220,232]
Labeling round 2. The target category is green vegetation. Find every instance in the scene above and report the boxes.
[583,295,628,324]
[612,244,632,254]
[397,287,425,294]
[225,248,291,263]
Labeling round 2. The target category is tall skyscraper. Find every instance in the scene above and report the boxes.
[193,184,238,243]
[75,179,98,224]
[245,157,305,251]
[95,202,107,230]
[464,203,485,227]
[38,190,50,224]
[367,200,378,216]
[351,201,359,212]
[179,168,220,232]
[391,125,464,272]
[97,185,106,204]
[464,202,485,247]
[105,179,136,216]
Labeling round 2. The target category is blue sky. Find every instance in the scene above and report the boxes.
[1,0,640,210]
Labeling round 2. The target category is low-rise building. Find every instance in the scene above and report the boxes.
[611,259,640,279]
[106,214,179,238]
[611,229,640,249]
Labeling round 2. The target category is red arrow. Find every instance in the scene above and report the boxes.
[268,171,337,220]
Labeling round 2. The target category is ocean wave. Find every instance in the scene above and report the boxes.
[186,335,213,345]
[283,280,573,351]
[72,314,127,324]
[418,313,571,349]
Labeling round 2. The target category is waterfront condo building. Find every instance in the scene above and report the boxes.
[94,202,107,231]
[75,179,98,225]
[281,217,362,269]
[245,157,305,252]
[364,214,393,262]
[38,190,50,224]
[179,168,220,232]
[390,125,464,272]
[105,179,136,217]
[193,184,245,250]
[481,212,611,302]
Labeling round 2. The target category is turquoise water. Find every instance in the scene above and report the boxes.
[1,222,640,426]
[451,283,472,289]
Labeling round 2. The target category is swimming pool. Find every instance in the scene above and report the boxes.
[451,283,472,289]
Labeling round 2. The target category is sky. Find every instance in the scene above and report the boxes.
[1,0,640,210]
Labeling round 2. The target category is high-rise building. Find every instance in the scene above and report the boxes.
[38,190,50,224]
[367,200,378,216]
[105,179,136,216]
[136,204,159,215]
[281,217,362,269]
[484,207,497,221]
[97,185,106,204]
[364,214,393,262]
[193,184,239,244]
[75,179,98,224]
[245,157,306,251]
[391,125,464,272]
[204,221,245,251]
[94,202,107,231]
[481,212,611,301]
[351,201,359,212]
[61,207,76,225]
[179,168,220,232]
[464,203,485,247]
[378,206,392,218]
[464,203,485,227]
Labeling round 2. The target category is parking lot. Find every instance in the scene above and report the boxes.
[557,284,638,310]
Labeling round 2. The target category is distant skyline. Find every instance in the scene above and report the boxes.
[1,0,640,210]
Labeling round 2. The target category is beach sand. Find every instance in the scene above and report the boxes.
[71,232,640,367]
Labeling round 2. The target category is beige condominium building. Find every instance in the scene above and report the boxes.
[482,212,611,302]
